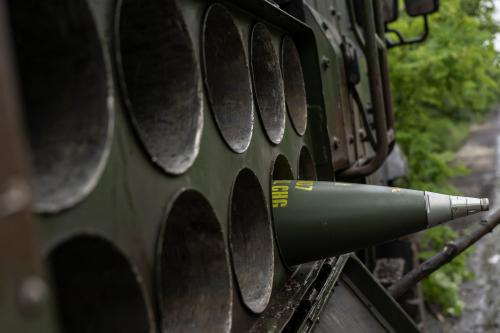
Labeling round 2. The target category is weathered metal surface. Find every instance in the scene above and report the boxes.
[249,261,322,332]
[306,105,335,181]
[303,4,355,172]
[7,0,113,213]
[286,257,347,332]
[24,1,324,328]
[203,3,254,153]
[373,0,397,152]
[314,256,420,333]
[272,181,488,266]
[116,0,203,175]
[251,255,420,332]
[338,0,389,179]
[1,0,446,331]
[282,36,308,136]
[156,189,232,332]
[251,22,286,145]
[230,168,274,313]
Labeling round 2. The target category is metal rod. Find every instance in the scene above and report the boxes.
[386,15,430,48]
[373,0,395,152]
[352,87,378,150]
[339,0,389,179]
[388,209,500,300]
[346,0,365,50]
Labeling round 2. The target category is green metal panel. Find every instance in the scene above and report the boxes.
[314,256,420,333]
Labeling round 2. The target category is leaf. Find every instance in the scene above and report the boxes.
[387,0,500,316]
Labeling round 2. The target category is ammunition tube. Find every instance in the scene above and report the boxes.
[271,181,489,266]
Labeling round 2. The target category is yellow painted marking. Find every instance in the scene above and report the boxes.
[273,199,288,208]
[272,191,288,199]
[391,188,401,193]
[295,180,314,191]
[272,183,289,208]
[272,185,289,191]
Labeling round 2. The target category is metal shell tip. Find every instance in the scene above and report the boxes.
[481,198,489,211]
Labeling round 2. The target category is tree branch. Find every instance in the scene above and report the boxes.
[388,209,500,300]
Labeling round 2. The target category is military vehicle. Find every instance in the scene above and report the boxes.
[0,0,496,332]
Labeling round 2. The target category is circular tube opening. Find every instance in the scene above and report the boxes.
[48,235,153,333]
[282,36,307,136]
[250,23,285,144]
[230,169,274,313]
[202,4,254,153]
[156,190,232,332]
[272,154,294,181]
[298,146,317,180]
[7,0,112,212]
[117,0,203,174]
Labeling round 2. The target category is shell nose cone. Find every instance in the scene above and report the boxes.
[426,192,490,226]
[481,198,490,211]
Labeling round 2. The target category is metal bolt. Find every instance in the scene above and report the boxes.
[321,22,328,31]
[18,276,47,315]
[329,6,336,16]
[332,137,341,150]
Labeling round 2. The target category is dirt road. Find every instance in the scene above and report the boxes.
[428,112,500,332]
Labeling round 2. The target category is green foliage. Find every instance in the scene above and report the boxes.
[388,0,500,316]
[418,226,474,316]
[390,0,500,190]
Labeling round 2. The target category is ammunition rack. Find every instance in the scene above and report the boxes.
[1,0,419,332]
[4,0,331,331]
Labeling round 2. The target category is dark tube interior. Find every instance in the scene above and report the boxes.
[156,190,232,332]
[7,0,110,212]
[230,169,274,313]
[272,154,294,181]
[49,236,152,333]
[282,36,307,136]
[298,146,317,180]
[251,23,286,144]
[203,4,254,153]
[117,0,203,174]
